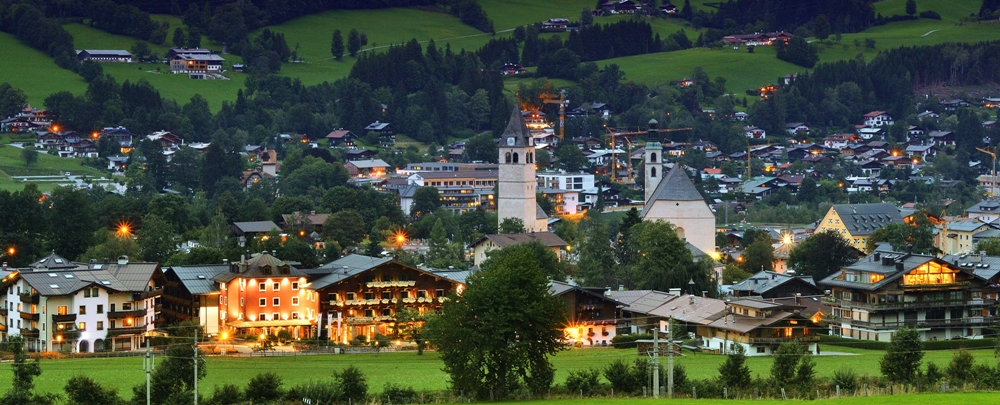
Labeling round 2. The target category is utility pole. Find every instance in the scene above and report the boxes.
[193,331,199,405]
[144,338,153,405]
[652,324,659,398]
[667,316,674,399]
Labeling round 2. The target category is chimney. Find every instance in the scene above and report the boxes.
[223,259,229,264]
[310,210,316,215]
[873,252,881,261]
[689,296,695,305]
[618,285,625,291]
[795,293,801,305]
[895,261,905,272]
[118,255,128,265]
[702,290,707,297]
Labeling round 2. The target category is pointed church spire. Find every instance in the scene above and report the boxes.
[501,107,532,147]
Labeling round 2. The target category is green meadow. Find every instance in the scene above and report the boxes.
[0,32,87,107]
[22,346,999,400]
[0,137,107,192]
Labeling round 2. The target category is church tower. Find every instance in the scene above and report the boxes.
[498,108,545,232]
[644,141,663,203]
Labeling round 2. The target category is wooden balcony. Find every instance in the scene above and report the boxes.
[107,326,146,337]
[18,293,40,304]
[51,313,77,322]
[748,335,819,345]
[19,311,39,321]
[107,309,147,318]
[0,308,7,316]
[20,328,40,339]
[139,289,163,300]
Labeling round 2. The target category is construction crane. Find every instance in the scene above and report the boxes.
[604,126,694,142]
[977,146,997,197]
[541,91,568,141]
[604,126,637,183]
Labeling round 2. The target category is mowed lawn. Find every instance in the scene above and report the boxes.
[22,347,998,400]
[0,141,107,192]
[517,393,1000,405]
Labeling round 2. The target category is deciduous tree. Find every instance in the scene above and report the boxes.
[880,327,923,384]
[426,243,566,399]
[788,230,860,280]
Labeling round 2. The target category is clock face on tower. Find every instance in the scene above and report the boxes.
[506,137,515,146]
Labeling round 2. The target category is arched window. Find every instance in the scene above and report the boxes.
[505,152,511,163]
[513,153,519,163]
[651,167,657,178]
[650,152,658,163]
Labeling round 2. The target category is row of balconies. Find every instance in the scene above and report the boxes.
[842,316,995,330]
[329,297,447,306]
[748,335,820,344]
[830,297,994,311]
[18,293,40,304]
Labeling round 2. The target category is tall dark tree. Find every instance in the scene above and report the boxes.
[788,230,860,279]
[410,186,442,218]
[906,0,917,16]
[331,29,345,60]
[46,187,95,260]
[347,28,361,57]
[425,242,567,399]
[813,14,831,41]
[172,28,186,48]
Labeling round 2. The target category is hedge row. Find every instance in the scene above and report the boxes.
[819,334,999,351]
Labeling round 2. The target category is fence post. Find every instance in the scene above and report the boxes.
[836,385,840,399]
[692,386,697,400]
[723,387,727,400]
[865,384,869,396]
[780,388,786,400]
[754,388,759,400]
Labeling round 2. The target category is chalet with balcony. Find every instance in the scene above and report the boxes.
[311,254,466,343]
[364,121,396,147]
[550,281,622,346]
[699,299,818,356]
[863,111,893,127]
[730,270,822,299]
[159,264,229,335]
[325,129,357,147]
[820,246,993,341]
[1,253,162,352]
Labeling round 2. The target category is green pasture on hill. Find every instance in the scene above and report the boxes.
[516,394,1000,405]
[20,346,999,400]
[0,32,87,107]
[0,139,107,192]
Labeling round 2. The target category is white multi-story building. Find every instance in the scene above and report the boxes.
[536,171,595,191]
[1,253,161,352]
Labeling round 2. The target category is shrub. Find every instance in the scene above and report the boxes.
[285,381,342,404]
[244,372,284,403]
[923,362,943,389]
[206,384,242,405]
[831,368,858,392]
[65,375,122,405]
[946,349,975,386]
[565,368,601,396]
[382,383,417,404]
[336,365,368,402]
[610,333,651,349]
[919,10,941,19]
[603,358,640,394]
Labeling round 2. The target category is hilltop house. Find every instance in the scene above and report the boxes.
[77,50,132,63]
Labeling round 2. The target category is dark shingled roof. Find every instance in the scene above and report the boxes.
[20,269,129,296]
[31,252,78,270]
[830,203,903,236]
[536,203,548,220]
[501,108,532,147]
[470,232,568,249]
[730,270,816,296]
[167,265,229,295]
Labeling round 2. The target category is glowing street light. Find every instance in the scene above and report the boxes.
[395,232,407,246]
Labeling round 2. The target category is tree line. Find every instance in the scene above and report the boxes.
[680,0,876,34]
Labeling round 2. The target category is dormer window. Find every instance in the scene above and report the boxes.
[262,266,272,276]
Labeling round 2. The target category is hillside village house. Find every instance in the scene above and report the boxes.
[364,121,396,147]
[967,199,1000,222]
[821,246,995,341]
[76,49,132,62]
[937,219,997,255]
[700,299,819,356]
[1,253,162,352]
[345,159,390,178]
[325,129,357,147]
[468,233,568,267]
[169,48,225,77]
[863,111,894,127]
[815,203,904,251]
[310,255,466,343]
[549,281,622,346]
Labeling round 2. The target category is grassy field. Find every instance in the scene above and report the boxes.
[0,140,107,192]
[22,346,1000,400]
[0,32,87,108]
[515,394,1000,405]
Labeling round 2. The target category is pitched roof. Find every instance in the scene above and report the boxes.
[166,265,229,295]
[232,221,280,233]
[325,130,354,139]
[705,311,795,334]
[830,203,903,236]
[471,232,568,249]
[730,271,816,295]
[20,269,129,296]
[348,159,390,169]
[31,252,78,270]
[536,203,548,220]
[640,165,705,216]
[238,253,305,279]
[501,108,532,147]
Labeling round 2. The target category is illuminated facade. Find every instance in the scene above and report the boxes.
[821,246,995,341]
[699,299,818,356]
[550,281,621,347]
[217,253,319,339]
[311,255,465,343]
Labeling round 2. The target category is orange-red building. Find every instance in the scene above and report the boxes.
[216,253,319,338]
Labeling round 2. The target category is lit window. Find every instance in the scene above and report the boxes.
[291,312,299,319]
[78,322,86,331]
